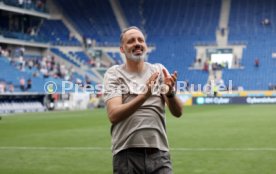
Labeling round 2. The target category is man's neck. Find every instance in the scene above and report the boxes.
[125,60,145,73]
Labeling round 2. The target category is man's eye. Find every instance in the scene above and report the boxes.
[127,39,134,44]
[139,38,144,42]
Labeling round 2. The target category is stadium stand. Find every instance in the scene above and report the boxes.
[107,52,124,65]
[225,0,276,90]
[120,0,221,87]
[1,0,48,13]
[0,50,96,93]
[1,0,276,94]
[69,51,91,64]
[56,0,121,44]
[39,20,81,46]
[50,48,80,67]
[0,10,49,43]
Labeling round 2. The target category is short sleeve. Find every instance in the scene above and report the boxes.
[103,66,122,103]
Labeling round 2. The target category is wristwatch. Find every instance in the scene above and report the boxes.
[166,90,176,98]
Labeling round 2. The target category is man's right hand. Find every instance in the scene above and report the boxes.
[143,72,159,98]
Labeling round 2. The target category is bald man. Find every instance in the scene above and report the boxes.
[103,26,183,174]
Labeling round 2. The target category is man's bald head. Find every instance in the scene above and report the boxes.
[120,26,145,45]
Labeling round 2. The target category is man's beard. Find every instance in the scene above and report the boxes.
[125,45,146,62]
[126,51,146,62]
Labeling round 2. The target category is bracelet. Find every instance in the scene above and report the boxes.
[166,90,175,98]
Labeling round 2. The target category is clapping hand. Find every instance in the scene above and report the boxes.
[162,69,177,95]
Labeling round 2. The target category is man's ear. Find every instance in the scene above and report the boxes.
[120,46,125,54]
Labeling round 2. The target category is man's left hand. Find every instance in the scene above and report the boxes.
[162,68,177,95]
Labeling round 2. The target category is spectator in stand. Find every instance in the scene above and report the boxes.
[203,60,209,72]
[261,18,271,26]
[75,78,82,86]
[0,82,6,93]
[212,63,219,71]
[36,0,44,10]
[268,83,273,90]
[18,0,24,8]
[215,77,225,88]
[68,66,74,74]
[96,58,101,67]
[268,83,276,90]
[64,71,71,81]
[233,55,239,67]
[8,83,14,93]
[7,48,12,57]
[86,38,92,48]
[33,71,39,77]
[50,56,55,71]
[18,55,25,71]
[197,57,202,66]
[59,63,66,78]
[19,77,25,91]
[31,27,36,36]
[34,57,40,69]
[26,0,32,9]
[20,47,25,56]
[27,59,34,69]
[220,27,225,36]
[255,58,260,68]
[85,75,90,84]
[89,58,96,67]
[26,78,32,90]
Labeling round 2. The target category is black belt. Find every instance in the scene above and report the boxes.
[126,148,160,155]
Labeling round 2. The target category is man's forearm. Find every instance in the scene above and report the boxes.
[107,94,148,124]
[165,95,183,117]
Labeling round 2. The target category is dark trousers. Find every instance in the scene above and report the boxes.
[113,148,172,174]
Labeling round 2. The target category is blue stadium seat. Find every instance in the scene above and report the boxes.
[56,0,121,44]
[39,20,81,46]
[226,0,276,90]
[120,0,221,86]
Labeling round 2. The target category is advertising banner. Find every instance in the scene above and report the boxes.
[193,96,276,105]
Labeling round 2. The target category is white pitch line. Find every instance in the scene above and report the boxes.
[171,148,276,151]
[0,146,110,151]
[0,147,276,151]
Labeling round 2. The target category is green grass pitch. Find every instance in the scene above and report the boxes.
[1,105,276,174]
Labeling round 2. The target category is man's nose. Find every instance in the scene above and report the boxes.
[133,39,141,45]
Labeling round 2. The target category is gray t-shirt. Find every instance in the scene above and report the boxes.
[103,62,170,155]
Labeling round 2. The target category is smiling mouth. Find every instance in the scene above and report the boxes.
[132,46,144,55]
